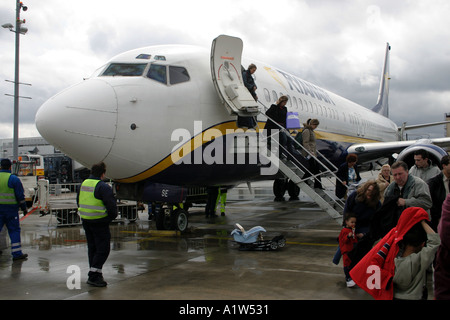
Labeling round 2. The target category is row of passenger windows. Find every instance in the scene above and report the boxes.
[100,63,190,85]
[262,88,340,121]
[262,88,382,131]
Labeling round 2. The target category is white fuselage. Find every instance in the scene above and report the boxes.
[35,44,398,185]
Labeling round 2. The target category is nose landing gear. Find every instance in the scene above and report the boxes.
[153,203,189,233]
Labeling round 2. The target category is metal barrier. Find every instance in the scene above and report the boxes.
[33,181,140,227]
[51,207,80,226]
[48,183,79,200]
[47,202,140,227]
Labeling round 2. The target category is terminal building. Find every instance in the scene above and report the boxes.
[0,136,86,183]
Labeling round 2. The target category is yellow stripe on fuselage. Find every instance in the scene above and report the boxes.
[116,121,380,183]
[314,131,379,144]
[116,121,261,183]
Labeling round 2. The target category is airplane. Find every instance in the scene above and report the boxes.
[35,35,450,231]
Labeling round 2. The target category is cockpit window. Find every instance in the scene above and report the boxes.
[136,54,151,60]
[169,66,190,85]
[147,64,167,84]
[101,63,147,76]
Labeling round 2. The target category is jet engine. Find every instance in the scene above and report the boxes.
[396,139,447,169]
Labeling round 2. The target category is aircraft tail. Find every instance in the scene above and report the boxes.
[371,43,391,117]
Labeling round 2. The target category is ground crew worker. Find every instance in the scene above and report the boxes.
[216,187,227,216]
[77,161,117,287]
[0,158,28,260]
[205,186,219,218]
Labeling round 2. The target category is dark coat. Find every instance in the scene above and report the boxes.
[347,194,399,269]
[427,172,447,231]
[335,162,361,199]
[435,193,450,300]
[242,69,257,99]
[264,103,287,131]
[343,190,381,233]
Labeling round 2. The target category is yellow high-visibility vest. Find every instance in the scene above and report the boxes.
[78,179,107,220]
[0,172,17,205]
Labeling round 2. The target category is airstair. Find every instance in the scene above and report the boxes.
[258,110,347,224]
[210,34,347,224]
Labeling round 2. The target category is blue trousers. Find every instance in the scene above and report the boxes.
[0,210,23,258]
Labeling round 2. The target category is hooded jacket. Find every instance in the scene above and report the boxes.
[349,207,429,300]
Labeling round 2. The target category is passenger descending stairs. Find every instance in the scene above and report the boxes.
[259,112,346,224]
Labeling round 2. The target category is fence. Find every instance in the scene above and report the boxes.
[32,181,139,227]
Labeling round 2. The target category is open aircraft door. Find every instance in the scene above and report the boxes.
[210,35,259,117]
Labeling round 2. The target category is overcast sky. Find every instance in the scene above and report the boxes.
[1,0,449,140]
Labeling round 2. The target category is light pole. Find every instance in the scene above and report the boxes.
[2,1,28,161]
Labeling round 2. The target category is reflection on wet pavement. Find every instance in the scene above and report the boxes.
[0,182,377,300]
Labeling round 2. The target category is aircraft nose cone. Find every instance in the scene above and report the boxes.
[35,79,118,166]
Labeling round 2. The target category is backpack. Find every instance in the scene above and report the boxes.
[294,128,307,149]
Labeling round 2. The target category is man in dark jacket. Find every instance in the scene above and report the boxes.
[427,155,450,231]
[77,161,117,287]
[238,63,258,128]
[242,63,258,101]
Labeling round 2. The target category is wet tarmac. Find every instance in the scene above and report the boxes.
[0,179,434,302]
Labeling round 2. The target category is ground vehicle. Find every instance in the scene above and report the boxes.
[12,154,44,207]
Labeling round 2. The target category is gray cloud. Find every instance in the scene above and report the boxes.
[1,0,449,139]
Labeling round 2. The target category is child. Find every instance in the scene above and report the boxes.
[339,212,358,287]
[393,220,440,300]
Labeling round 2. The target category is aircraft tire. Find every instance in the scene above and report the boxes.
[172,209,189,233]
[273,179,286,199]
[287,180,300,199]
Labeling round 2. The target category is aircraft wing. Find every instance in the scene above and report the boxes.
[399,120,450,140]
[347,137,450,164]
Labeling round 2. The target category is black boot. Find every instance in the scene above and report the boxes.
[87,272,107,287]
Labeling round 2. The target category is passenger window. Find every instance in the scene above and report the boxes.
[169,66,190,85]
[272,91,278,102]
[101,63,147,76]
[264,88,271,102]
[147,64,167,84]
